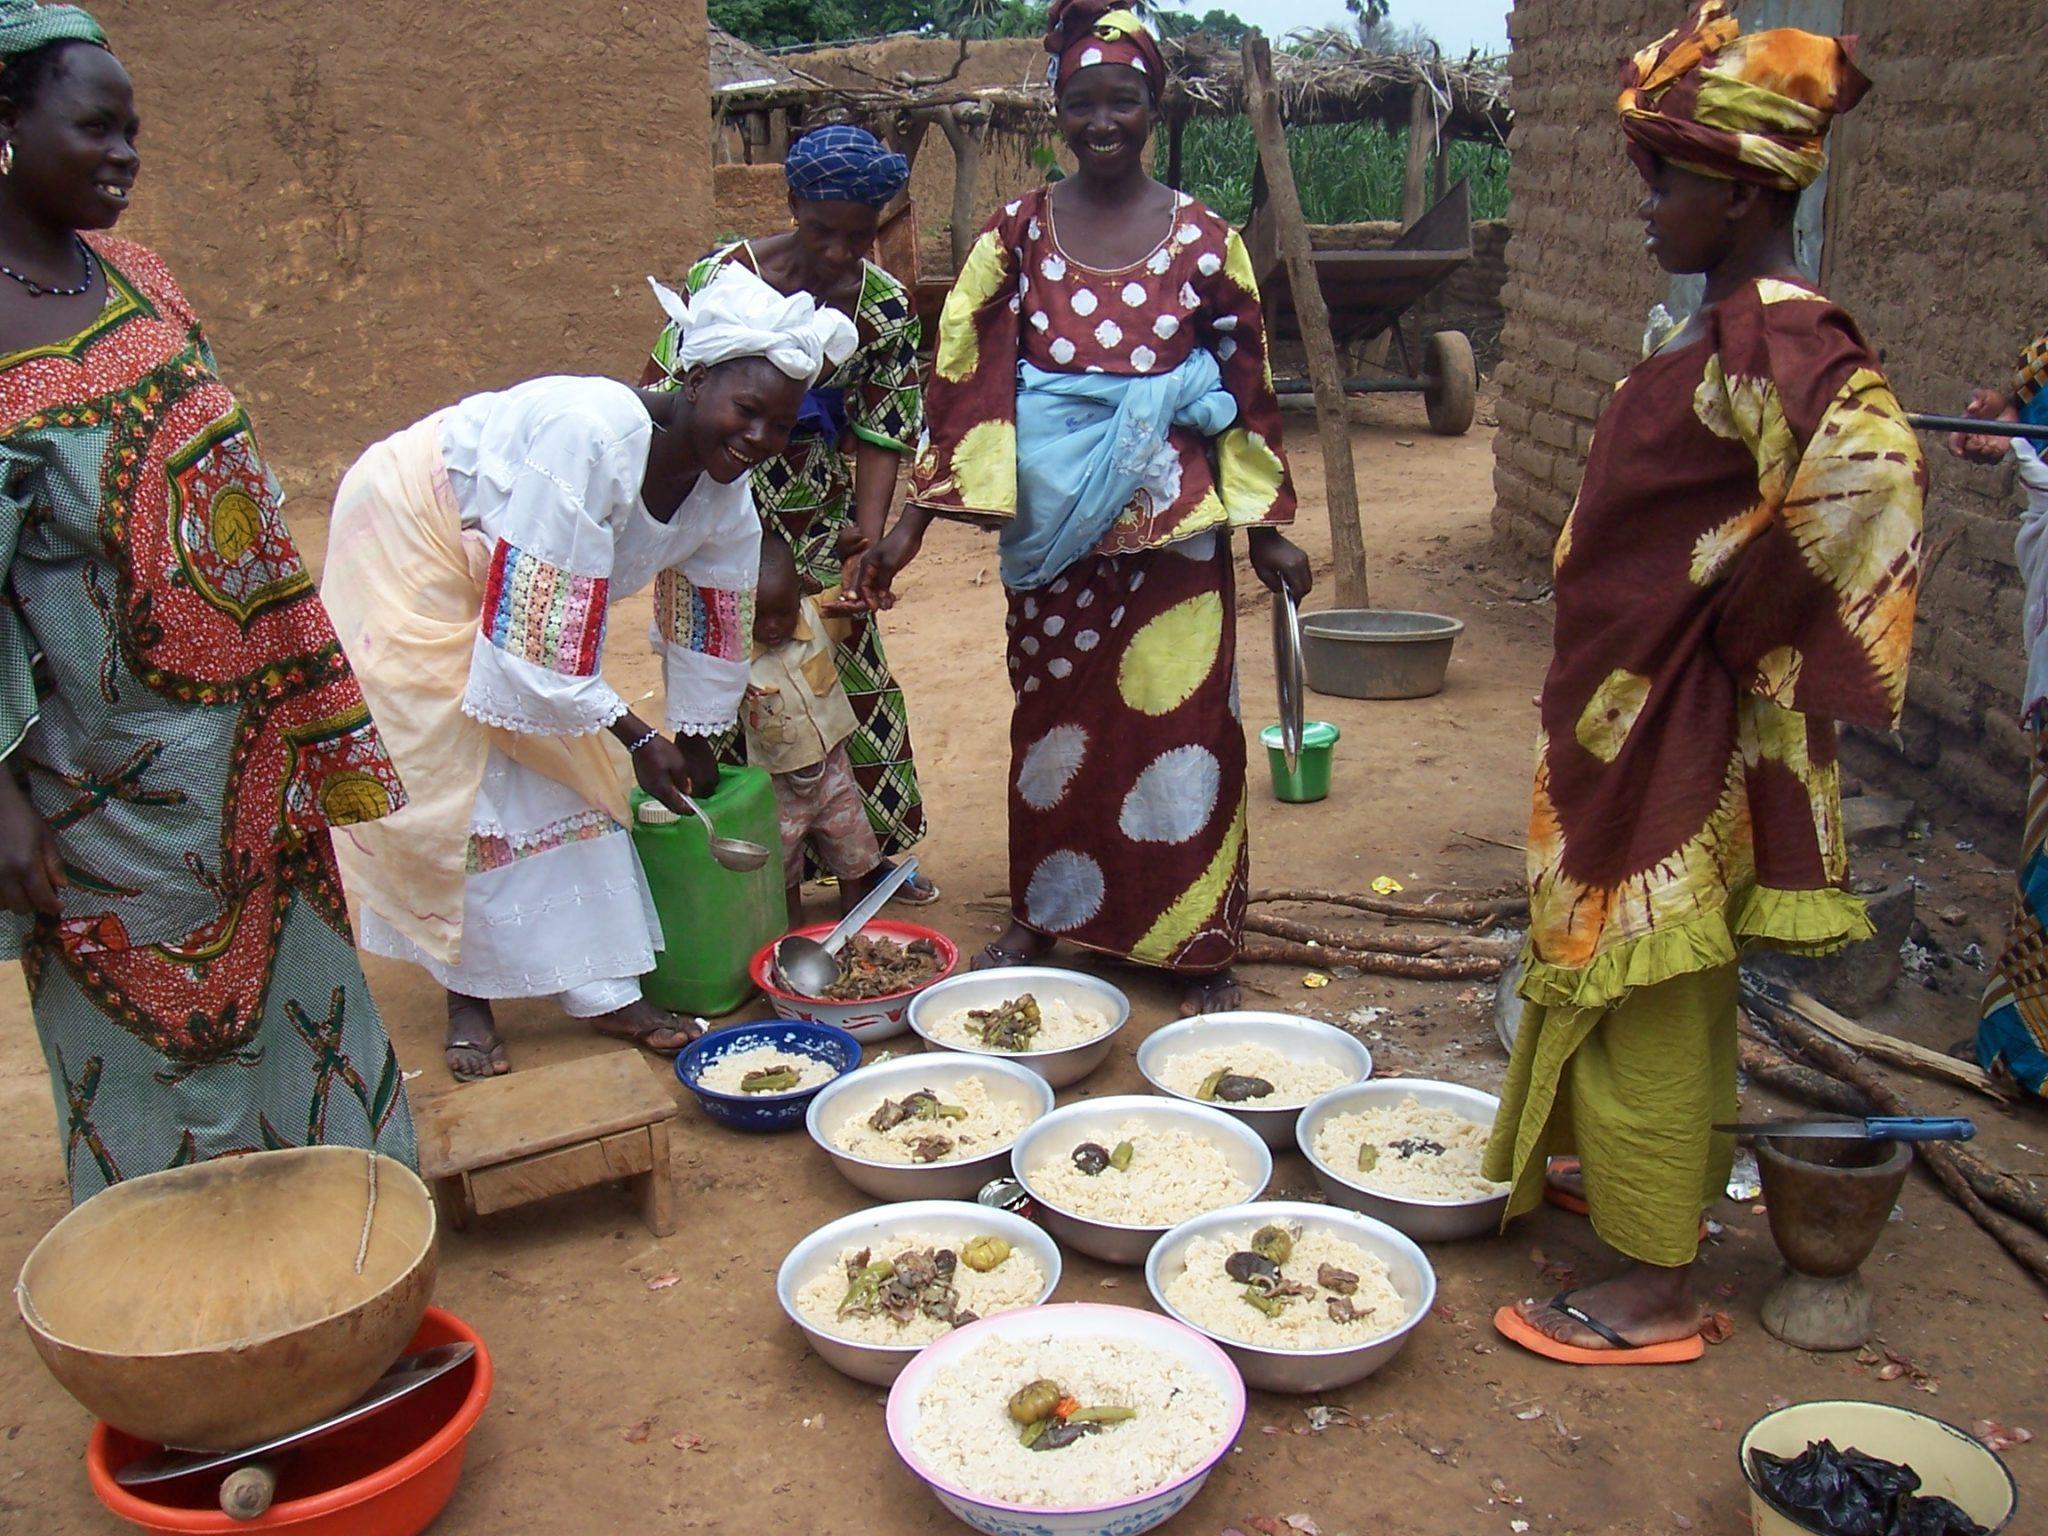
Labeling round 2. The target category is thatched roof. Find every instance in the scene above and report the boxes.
[712,31,1511,144]
[711,27,794,92]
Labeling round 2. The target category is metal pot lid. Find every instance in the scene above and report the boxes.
[1273,589,1306,774]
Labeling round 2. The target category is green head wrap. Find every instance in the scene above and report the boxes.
[0,0,106,63]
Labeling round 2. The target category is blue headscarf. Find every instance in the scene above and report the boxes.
[784,124,909,208]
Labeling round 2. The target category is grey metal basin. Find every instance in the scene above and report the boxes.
[1301,609,1464,700]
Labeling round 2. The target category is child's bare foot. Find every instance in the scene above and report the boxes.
[1511,1264,1703,1350]
[1179,970,1242,1016]
[445,992,509,1081]
[589,999,702,1055]
[976,922,1054,970]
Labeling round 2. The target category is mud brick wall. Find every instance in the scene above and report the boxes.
[1491,0,2048,822]
[96,0,715,504]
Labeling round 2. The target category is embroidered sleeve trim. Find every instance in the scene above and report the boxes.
[481,538,609,676]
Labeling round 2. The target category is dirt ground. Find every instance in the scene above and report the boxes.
[3,399,2043,1535]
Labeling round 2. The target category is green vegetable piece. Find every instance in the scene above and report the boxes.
[1007,1378,1064,1425]
[1357,1142,1380,1173]
[1066,1405,1136,1425]
[1108,1140,1134,1172]
[739,1065,800,1094]
[1196,1067,1230,1102]
[935,1102,969,1122]
[960,1235,1012,1273]
[1242,1286,1286,1318]
[1251,1224,1293,1265]
[1018,1416,1050,1448]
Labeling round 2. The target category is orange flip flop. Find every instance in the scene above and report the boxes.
[1494,1292,1706,1366]
[1543,1158,1709,1240]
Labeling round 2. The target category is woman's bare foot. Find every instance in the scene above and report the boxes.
[588,999,703,1055]
[1179,970,1243,1016]
[1512,1264,1703,1350]
[445,992,509,1081]
[975,922,1054,970]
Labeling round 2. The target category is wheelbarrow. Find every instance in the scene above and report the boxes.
[1251,178,1481,436]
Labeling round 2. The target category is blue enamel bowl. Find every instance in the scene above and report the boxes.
[676,1020,863,1132]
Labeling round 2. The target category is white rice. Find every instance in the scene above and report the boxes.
[792,1234,1046,1346]
[1154,1042,1356,1108]
[906,1331,1231,1508]
[1028,1120,1251,1226]
[697,1044,838,1096]
[924,993,1111,1053]
[1312,1096,1507,1200]
[1162,1225,1410,1350]
[829,1075,1030,1165]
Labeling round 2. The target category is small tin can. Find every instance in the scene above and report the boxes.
[977,1177,1034,1217]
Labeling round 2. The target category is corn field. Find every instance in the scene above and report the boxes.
[1177,118,1511,226]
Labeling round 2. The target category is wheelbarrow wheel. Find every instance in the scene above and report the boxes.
[1423,330,1477,436]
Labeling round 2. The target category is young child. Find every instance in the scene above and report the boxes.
[745,534,888,923]
[1485,0,1925,1366]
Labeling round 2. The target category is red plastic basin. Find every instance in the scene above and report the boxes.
[87,1306,492,1535]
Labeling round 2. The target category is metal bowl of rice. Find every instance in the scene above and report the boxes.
[885,1302,1246,1536]
[1144,1200,1436,1394]
[776,1200,1062,1386]
[806,1053,1055,1202]
[1296,1078,1510,1242]
[1136,1012,1372,1148]
[1012,1096,1272,1266]
[907,967,1130,1088]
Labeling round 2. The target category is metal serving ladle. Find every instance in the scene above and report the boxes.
[676,791,772,874]
[773,857,920,997]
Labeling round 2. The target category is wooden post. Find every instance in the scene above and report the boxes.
[1241,32,1369,609]
[1400,80,1432,229]
[933,104,988,278]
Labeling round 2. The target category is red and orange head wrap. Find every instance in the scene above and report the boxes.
[1044,0,1163,101]
[1618,0,1868,192]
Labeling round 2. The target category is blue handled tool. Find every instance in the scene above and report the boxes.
[1712,1116,1977,1143]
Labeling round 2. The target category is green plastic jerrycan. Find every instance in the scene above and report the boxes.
[631,765,785,1017]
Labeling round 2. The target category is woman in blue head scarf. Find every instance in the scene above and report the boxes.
[645,122,941,905]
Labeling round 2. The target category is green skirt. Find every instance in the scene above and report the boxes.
[1483,963,1738,1267]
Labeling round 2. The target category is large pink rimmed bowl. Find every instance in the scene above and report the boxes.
[885,1302,1246,1536]
[749,919,958,1041]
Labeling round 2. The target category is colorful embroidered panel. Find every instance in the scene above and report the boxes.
[481,539,608,676]
[653,568,752,663]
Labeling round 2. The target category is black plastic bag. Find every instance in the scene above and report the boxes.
[1750,1440,1988,1536]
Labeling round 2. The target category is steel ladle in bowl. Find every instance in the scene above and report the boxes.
[774,857,920,997]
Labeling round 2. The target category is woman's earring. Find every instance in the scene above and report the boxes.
[1,142,13,177]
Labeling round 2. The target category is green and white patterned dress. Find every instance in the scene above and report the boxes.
[0,237,415,1203]
[650,246,928,860]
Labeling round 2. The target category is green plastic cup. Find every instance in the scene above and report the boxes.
[1261,721,1340,803]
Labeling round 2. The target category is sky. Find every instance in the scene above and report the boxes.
[1182,0,1511,55]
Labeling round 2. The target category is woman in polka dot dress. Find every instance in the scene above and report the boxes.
[863,0,1311,1014]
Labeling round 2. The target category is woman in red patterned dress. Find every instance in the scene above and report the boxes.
[0,5,414,1202]
[863,0,1311,1014]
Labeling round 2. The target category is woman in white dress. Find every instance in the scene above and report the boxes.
[323,267,856,1078]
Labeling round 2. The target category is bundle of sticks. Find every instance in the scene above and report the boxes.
[1741,977,2048,1293]
[1238,885,1525,980]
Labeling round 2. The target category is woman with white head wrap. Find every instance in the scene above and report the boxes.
[324,266,855,1079]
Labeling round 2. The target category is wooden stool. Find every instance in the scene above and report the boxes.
[413,1052,679,1236]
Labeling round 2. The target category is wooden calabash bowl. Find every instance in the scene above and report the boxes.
[16,1146,438,1452]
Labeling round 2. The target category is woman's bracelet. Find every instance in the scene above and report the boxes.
[624,727,662,756]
